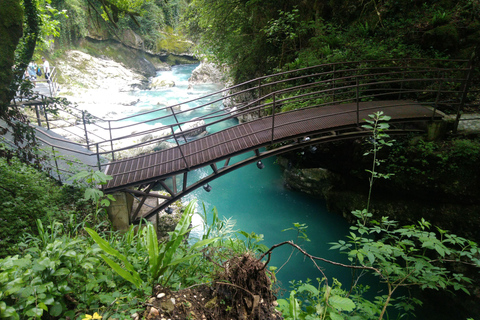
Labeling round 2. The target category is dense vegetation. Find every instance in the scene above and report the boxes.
[184,0,480,82]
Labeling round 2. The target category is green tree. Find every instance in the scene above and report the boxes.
[183,0,320,81]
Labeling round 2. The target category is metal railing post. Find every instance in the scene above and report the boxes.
[271,93,276,143]
[43,103,50,130]
[108,120,115,161]
[35,105,42,127]
[454,59,475,133]
[51,146,61,183]
[96,143,101,171]
[332,65,336,103]
[398,70,405,100]
[171,125,190,170]
[356,76,360,125]
[258,79,262,118]
[170,106,187,143]
[432,71,443,120]
[82,110,90,150]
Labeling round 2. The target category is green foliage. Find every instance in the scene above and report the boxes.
[183,0,473,82]
[142,200,217,288]
[386,137,480,192]
[51,0,89,47]
[87,200,219,293]
[0,155,70,258]
[431,10,450,27]
[329,210,480,319]
[69,170,115,225]
[0,219,144,320]
[277,278,358,320]
[275,200,480,319]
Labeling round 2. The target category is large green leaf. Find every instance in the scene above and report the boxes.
[0,302,19,319]
[85,227,136,272]
[190,237,218,251]
[49,301,63,317]
[146,224,160,276]
[288,290,300,320]
[101,254,142,288]
[168,253,201,266]
[161,201,196,269]
[328,295,356,312]
[298,283,319,296]
[329,311,345,320]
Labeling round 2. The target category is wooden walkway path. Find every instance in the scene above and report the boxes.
[104,100,439,192]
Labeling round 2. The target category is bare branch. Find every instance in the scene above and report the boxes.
[259,241,381,274]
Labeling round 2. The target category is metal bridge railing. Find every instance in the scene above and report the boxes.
[25,58,474,177]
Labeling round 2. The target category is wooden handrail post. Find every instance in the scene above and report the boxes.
[171,125,190,170]
[82,110,90,150]
[271,93,276,143]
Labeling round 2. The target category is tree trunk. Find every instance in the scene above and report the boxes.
[0,0,24,113]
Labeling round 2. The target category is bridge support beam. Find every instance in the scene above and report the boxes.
[426,120,448,141]
[106,191,133,231]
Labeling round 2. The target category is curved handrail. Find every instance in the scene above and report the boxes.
[26,58,473,175]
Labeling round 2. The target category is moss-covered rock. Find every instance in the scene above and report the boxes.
[422,23,460,52]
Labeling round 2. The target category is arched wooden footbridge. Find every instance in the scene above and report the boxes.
[23,58,476,222]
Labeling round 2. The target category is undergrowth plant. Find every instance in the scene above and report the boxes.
[86,200,219,295]
[0,219,145,320]
[68,170,116,226]
[0,153,73,258]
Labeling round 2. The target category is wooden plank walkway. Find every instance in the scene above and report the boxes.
[104,100,440,191]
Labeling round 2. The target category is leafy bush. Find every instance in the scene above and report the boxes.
[0,156,68,257]
[0,220,144,320]
[386,137,480,188]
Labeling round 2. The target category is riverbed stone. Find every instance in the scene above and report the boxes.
[188,60,227,86]
[150,78,175,89]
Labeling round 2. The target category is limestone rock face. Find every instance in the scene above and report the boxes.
[56,50,146,92]
[277,156,337,197]
[188,60,226,86]
[222,90,260,123]
[119,29,144,49]
[175,118,207,138]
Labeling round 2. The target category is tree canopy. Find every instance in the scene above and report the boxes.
[184,0,480,82]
